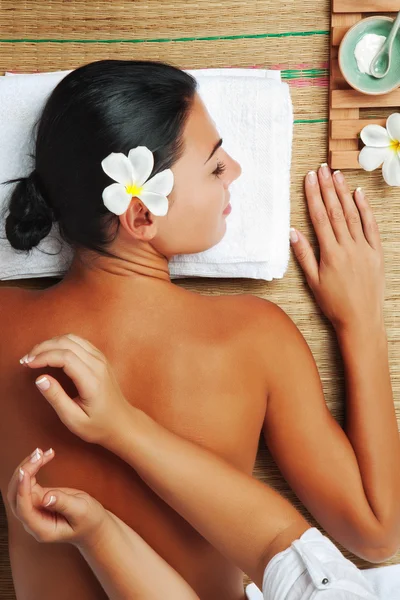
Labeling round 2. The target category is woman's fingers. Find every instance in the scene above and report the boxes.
[317,165,353,244]
[353,188,382,251]
[7,448,54,517]
[290,228,319,288]
[7,447,94,544]
[34,372,90,432]
[329,171,364,242]
[304,170,337,252]
[20,335,101,369]
[13,453,89,542]
[39,488,90,529]
[23,349,94,400]
[65,334,105,361]
[305,168,379,252]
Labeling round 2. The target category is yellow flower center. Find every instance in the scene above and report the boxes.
[390,139,400,152]
[126,183,143,196]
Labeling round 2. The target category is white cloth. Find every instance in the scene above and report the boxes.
[0,67,293,281]
[246,528,400,600]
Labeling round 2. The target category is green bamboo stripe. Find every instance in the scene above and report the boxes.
[294,118,328,124]
[0,30,329,44]
[282,69,328,80]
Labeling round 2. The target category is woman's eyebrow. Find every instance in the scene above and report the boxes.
[204,138,223,164]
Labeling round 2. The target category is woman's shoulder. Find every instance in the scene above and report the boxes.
[214,293,294,326]
[218,294,312,377]
[207,293,300,345]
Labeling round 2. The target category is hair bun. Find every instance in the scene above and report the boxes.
[5,171,54,251]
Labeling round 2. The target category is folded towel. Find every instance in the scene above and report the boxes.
[246,563,400,599]
[0,67,293,281]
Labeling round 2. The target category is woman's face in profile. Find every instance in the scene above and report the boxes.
[153,92,242,257]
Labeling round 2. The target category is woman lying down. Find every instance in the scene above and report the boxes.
[9,332,388,599]
[2,60,400,599]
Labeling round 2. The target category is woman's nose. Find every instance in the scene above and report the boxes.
[227,158,242,184]
[234,160,242,179]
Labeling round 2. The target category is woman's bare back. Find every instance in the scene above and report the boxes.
[0,278,272,600]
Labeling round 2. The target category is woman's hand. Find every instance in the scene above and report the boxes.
[7,447,108,548]
[20,333,131,445]
[290,166,385,333]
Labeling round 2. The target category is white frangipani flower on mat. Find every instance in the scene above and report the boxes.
[101,146,174,216]
[359,113,400,187]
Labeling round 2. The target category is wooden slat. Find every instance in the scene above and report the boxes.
[332,26,350,47]
[332,12,362,25]
[330,139,359,151]
[331,118,387,139]
[329,107,359,120]
[332,88,400,108]
[334,0,400,12]
[329,150,360,169]
[331,58,348,87]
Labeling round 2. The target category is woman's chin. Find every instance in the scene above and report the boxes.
[202,222,227,251]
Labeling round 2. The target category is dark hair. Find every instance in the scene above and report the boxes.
[4,59,197,254]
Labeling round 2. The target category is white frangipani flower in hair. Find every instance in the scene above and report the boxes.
[101,146,174,216]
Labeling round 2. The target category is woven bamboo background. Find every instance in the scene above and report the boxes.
[0,1,399,597]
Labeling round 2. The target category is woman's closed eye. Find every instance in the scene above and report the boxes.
[212,160,226,178]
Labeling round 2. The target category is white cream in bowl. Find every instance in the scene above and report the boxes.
[354,33,387,75]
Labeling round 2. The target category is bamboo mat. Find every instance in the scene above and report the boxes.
[1,1,399,597]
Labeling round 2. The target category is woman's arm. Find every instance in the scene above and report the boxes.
[77,510,200,600]
[277,166,400,556]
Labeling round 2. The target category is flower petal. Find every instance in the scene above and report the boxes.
[143,169,174,196]
[382,151,400,186]
[387,113,400,142]
[128,147,154,186]
[138,191,169,217]
[360,124,391,148]
[358,146,391,171]
[101,153,134,185]
[102,183,132,215]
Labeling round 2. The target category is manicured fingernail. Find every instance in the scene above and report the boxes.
[307,170,317,184]
[19,355,35,364]
[30,448,42,463]
[19,468,24,482]
[289,227,299,243]
[320,163,330,178]
[333,170,344,183]
[36,377,50,391]
[355,186,363,196]
[44,448,53,456]
[44,495,56,507]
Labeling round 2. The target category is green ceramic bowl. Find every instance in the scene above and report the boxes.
[339,16,400,95]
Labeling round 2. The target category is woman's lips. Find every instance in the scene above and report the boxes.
[223,193,232,215]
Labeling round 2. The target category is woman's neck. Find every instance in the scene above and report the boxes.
[63,237,172,296]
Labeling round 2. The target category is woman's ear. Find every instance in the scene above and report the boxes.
[119,197,158,241]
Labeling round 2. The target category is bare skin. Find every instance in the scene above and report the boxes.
[0,91,400,599]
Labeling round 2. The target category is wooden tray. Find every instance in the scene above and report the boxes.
[329,0,400,170]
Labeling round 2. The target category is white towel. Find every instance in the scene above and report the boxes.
[0,67,293,281]
[246,563,400,600]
